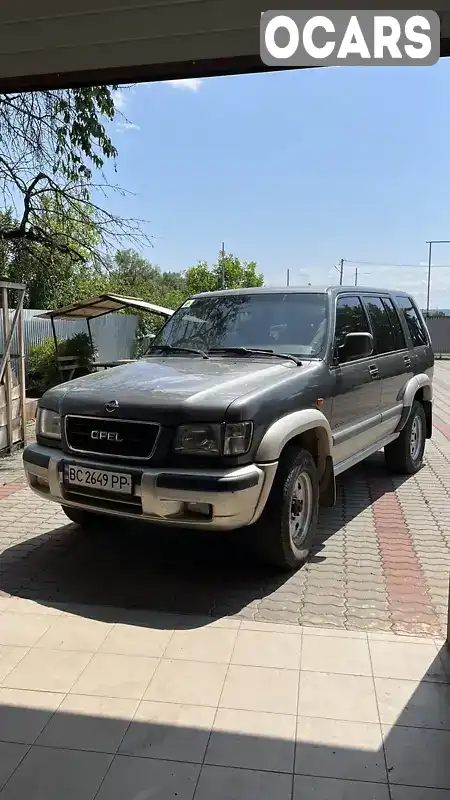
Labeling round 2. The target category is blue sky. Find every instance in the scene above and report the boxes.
[105,59,450,308]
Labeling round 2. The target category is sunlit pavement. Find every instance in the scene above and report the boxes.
[0,367,449,796]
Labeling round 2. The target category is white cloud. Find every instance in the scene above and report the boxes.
[116,121,140,133]
[166,78,202,92]
[112,89,128,110]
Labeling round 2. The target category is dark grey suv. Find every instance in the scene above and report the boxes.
[23,286,434,569]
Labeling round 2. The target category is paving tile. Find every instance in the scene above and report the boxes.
[205,707,295,773]
[0,741,28,791]
[369,640,448,683]
[0,746,112,800]
[301,634,372,676]
[0,688,63,744]
[295,716,386,782]
[2,649,92,693]
[36,694,138,753]
[0,647,28,683]
[231,630,302,670]
[94,755,199,800]
[3,599,62,616]
[145,659,227,706]
[0,613,52,647]
[298,671,379,723]
[70,652,158,699]
[194,765,293,800]
[382,724,450,789]
[293,776,390,799]
[368,632,439,645]
[302,627,366,639]
[239,621,302,635]
[35,617,112,652]
[390,787,450,800]
[99,623,173,657]
[376,677,450,729]
[164,627,237,663]
[119,700,215,762]
[220,664,299,715]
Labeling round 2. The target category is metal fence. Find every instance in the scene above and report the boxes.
[426,316,450,357]
[1,309,139,363]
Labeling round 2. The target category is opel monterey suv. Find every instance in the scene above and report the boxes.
[23,286,434,569]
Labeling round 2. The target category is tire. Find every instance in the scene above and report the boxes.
[384,400,426,475]
[61,506,105,528]
[252,447,319,570]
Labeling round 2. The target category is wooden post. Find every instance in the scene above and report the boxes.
[1,287,13,453]
[17,289,26,446]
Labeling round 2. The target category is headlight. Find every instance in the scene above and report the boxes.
[174,422,253,456]
[37,408,61,440]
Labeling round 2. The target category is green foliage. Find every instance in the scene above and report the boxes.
[26,338,59,397]
[26,332,96,397]
[185,251,264,294]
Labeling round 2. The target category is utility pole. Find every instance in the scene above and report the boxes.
[221,242,225,289]
[354,267,358,286]
[339,258,344,285]
[286,269,290,287]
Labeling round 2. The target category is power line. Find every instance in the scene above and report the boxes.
[343,258,450,269]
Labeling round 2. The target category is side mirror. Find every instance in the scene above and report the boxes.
[344,331,373,360]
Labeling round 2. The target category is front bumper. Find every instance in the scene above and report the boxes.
[23,443,277,530]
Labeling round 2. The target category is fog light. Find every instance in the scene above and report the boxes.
[186,502,211,517]
[35,476,49,489]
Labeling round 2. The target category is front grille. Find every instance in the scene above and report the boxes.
[65,415,160,460]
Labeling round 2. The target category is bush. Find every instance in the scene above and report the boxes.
[26,332,96,397]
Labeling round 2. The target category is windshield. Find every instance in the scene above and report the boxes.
[149,293,329,358]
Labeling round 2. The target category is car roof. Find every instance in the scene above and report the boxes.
[191,286,411,299]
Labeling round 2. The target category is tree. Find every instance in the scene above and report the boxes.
[185,251,264,295]
[2,200,106,308]
[0,87,147,266]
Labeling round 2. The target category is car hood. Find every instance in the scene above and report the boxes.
[41,356,315,423]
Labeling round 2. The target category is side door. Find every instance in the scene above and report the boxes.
[394,295,434,380]
[361,294,413,439]
[330,294,382,469]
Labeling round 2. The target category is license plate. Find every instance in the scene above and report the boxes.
[64,465,132,495]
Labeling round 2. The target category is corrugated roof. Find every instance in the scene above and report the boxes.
[37,293,174,321]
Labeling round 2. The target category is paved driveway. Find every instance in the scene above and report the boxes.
[0,365,449,638]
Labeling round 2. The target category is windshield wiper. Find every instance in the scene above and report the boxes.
[208,347,302,366]
[148,344,209,359]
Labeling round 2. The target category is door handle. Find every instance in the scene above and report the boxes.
[368,364,379,379]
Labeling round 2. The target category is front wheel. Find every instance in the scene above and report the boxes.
[252,447,319,570]
[384,400,426,475]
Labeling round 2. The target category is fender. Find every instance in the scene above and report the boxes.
[255,408,333,464]
[395,374,432,434]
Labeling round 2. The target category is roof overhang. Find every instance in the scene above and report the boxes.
[37,294,174,321]
[1,2,449,93]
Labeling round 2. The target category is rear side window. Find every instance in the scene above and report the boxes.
[395,296,428,347]
[363,295,406,353]
[335,296,370,361]
[382,298,406,350]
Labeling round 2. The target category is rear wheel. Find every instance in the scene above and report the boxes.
[252,447,319,570]
[384,400,426,475]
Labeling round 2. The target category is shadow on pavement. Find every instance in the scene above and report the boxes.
[0,453,410,626]
[0,641,448,798]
